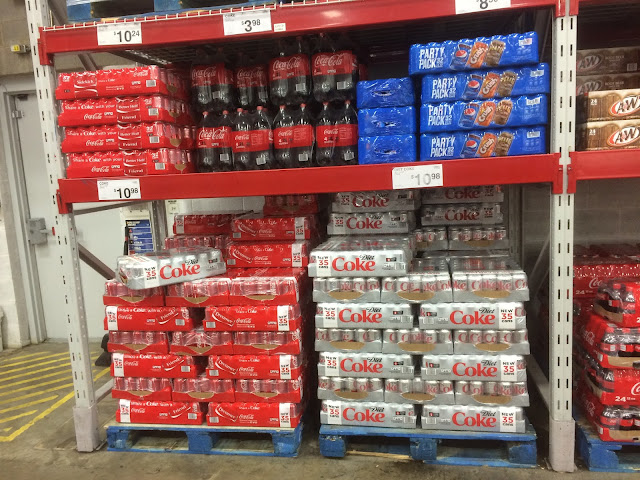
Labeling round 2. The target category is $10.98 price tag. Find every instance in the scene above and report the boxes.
[391,164,443,190]
[223,9,272,36]
[97,179,141,201]
[97,22,142,46]
[455,0,511,15]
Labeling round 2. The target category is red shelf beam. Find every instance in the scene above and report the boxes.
[569,150,640,192]
[57,154,561,213]
[39,0,559,62]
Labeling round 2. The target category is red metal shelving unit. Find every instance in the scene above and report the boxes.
[570,150,640,192]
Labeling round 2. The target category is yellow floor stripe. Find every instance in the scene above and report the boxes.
[0,410,38,425]
[2,428,11,432]
[0,396,58,415]
[0,383,73,406]
[0,353,101,383]
[0,351,51,362]
[0,377,71,398]
[0,392,75,442]
[0,351,69,369]
[0,357,73,376]
[0,370,70,391]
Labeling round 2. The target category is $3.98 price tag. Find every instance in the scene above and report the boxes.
[97,22,142,46]
[223,9,272,36]
[455,0,511,15]
[97,179,141,201]
[391,164,443,190]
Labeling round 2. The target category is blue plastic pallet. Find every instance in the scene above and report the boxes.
[576,418,640,473]
[106,421,303,457]
[319,422,537,468]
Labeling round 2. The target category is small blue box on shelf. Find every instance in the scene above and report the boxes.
[356,78,415,108]
[359,135,417,164]
[358,107,416,136]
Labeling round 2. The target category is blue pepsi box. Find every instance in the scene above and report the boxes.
[420,127,546,161]
[421,63,550,103]
[420,94,548,133]
[356,78,415,108]
[359,135,417,164]
[358,107,416,136]
[409,32,539,75]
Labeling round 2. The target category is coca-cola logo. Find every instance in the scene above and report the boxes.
[607,127,640,147]
[344,407,385,423]
[83,113,103,120]
[578,54,603,72]
[314,52,348,68]
[272,56,305,72]
[198,128,229,141]
[452,362,498,377]
[192,66,218,80]
[86,140,105,146]
[159,263,201,280]
[452,412,496,428]
[91,166,111,173]
[346,217,383,230]
[340,358,383,373]
[450,310,496,325]
[588,278,602,289]
[236,68,254,80]
[631,382,640,395]
[338,308,382,323]
[610,95,640,117]
[332,256,375,272]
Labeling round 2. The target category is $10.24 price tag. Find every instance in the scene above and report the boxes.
[455,0,511,15]
[97,22,142,46]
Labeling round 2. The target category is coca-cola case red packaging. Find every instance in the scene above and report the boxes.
[169,329,234,356]
[171,376,235,403]
[232,328,303,355]
[103,306,201,331]
[103,279,164,307]
[263,195,321,216]
[204,304,302,331]
[107,331,169,355]
[112,377,173,402]
[321,401,418,429]
[226,241,310,268]
[165,277,232,307]
[110,353,202,378]
[116,399,204,425]
[577,312,640,369]
[231,215,316,241]
[164,235,228,251]
[234,376,303,403]
[593,279,640,327]
[228,268,307,306]
[66,149,194,178]
[573,256,640,298]
[207,354,304,380]
[173,214,238,235]
[56,67,189,100]
[207,402,302,428]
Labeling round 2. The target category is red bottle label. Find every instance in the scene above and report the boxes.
[316,125,339,148]
[251,129,273,150]
[270,54,310,81]
[191,64,234,87]
[336,124,358,147]
[233,131,252,152]
[236,65,268,88]
[275,125,314,149]
[197,126,231,149]
[312,51,357,76]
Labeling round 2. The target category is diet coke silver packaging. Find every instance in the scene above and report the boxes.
[421,354,527,382]
[380,258,453,303]
[421,186,504,204]
[382,328,453,354]
[321,400,418,429]
[449,255,529,302]
[328,212,416,236]
[453,328,530,355]
[318,352,416,378]
[421,203,503,226]
[384,378,456,405]
[318,376,385,402]
[454,380,530,407]
[331,191,420,213]
[418,302,526,330]
[116,248,225,290]
[315,303,414,329]
[309,237,412,277]
[316,328,383,353]
[313,277,382,303]
[421,405,525,432]
[414,227,448,251]
[448,225,509,251]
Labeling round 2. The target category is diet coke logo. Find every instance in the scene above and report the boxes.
[340,358,383,373]
[332,256,375,272]
[452,411,496,428]
[444,207,480,221]
[344,407,385,423]
[452,362,498,378]
[346,217,383,230]
[159,262,201,280]
[445,188,480,200]
[353,195,389,209]
[338,308,382,324]
[450,310,496,325]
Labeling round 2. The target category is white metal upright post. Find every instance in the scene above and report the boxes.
[548,0,576,472]
[24,0,101,451]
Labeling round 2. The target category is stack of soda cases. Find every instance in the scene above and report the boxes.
[106,245,227,425]
[408,31,549,160]
[55,66,196,178]
[574,279,640,443]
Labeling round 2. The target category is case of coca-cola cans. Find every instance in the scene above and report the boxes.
[421,405,526,433]
[312,277,382,303]
[228,268,307,306]
[169,329,234,356]
[165,277,232,307]
[318,376,385,402]
[421,203,503,226]
[331,190,420,213]
[576,312,640,369]
[318,352,416,378]
[232,328,303,355]
[380,258,453,303]
[116,399,204,425]
[235,376,303,403]
[315,302,414,329]
[419,302,527,330]
[112,377,173,402]
[315,327,383,353]
[66,149,194,178]
[593,279,640,327]
[454,380,529,407]
[450,255,529,302]
[321,400,418,429]
[453,328,530,355]
[382,328,454,355]
[116,248,225,290]
[231,215,316,241]
[205,304,302,331]
[384,378,456,405]
[308,237,413,277]
[103,279,165,307]
[573,256,640,298]
[448,225,510,251]
[173,214,237,235]
[103,306,201,331]
[576,348,640,406]
[111,353,202,378]
[327,212,416,236]
[263,194,321,216]
[164,235,228,251]
[226,241,310,268]
[422,186,504,204]
[56,67,190,101]
[207,355,304,380]
[172,376,235,403]
[207,402,303,428]
[421,354,527,381]
[107,331,169,355]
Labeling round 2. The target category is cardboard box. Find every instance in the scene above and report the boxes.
[110,353,202,378]
[578,89,640,122]
[207,354,304,380]
[104,306,200,331]
[116,399,204,425]
[577,119,640,150]
[206,402,302,428]
[112,377,173,402]
[226,241,310,268]
[577,73,640,95]
[107,331,169,355]
[204,305,302,331]
[577,47,640,76]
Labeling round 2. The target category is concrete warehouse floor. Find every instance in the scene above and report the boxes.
[0,343,634,480]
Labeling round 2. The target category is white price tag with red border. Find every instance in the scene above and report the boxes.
[455,0,511,15]
[392,164,443,190]
[97,179,141,201]
[223,10,272,36]
[97,22,142,46]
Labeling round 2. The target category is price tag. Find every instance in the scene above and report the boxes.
[105,306,118,331]
[97,22,142,46]
[324,352,339,376]
[501,357,517,380]
[97,179,141,201]
[326,400,342,425]
[499,407,517,432]
[391,164,443,190]
[279,355,292,379]
[315,254,332,277]
[455,0,511,15]
[223,10,272,36]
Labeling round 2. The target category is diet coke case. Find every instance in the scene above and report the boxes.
[318,376,385,402]
[421,203,503,226]
[421,64,550,103]
[207,402,302,428]
[207,355,304,380]
[453,328,530,355]
[331,190,420,213]
[419,302,527,330]
[172,376,235,403]
[421,354,527,381]
[116,399,203,425]
[205,304,302,331]
[448,225,510,251]
[321,400,418,429]
[313,277,382,303]
[318,352,416,378]
[103,306,200,331]
[165,277,232,307]
[226,241,309,268]
[234,376,303,403]
[409,32,539,75]
[315,327,383,353]
[454,379,529,407]
[232,215,315,241]
[384,378,456,405]
[112,377,173,402]
[108,331,169,355]
[66,149,194,178]
[421,405,526,433]
[315,302,414,329]
[414,227,448,252]
[594,279,640,327]
[450,255,529,302]
[170,329,234,356]
[173,214,237,235]
[382,328,453,355]
[103,279,164,307]
[422,186,504,204]
[111,353,201,378]
[116,248,225,290]
[576,312,640,369]
[380,258,453,303]
[327,212,416,236]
